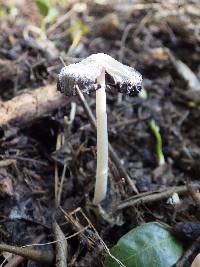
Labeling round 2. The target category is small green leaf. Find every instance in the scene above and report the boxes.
[105,222,183,267]
[36,0,49,17]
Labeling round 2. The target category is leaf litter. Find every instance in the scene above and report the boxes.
[0,0,200,266]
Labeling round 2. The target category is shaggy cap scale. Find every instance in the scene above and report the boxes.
[57,53,142,96]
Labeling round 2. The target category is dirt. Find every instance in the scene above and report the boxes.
[0,1,200,266]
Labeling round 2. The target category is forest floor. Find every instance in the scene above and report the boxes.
[0,1,200,266]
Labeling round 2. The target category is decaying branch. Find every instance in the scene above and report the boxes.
[0,243,53,264]
[115,182,200,211]
[53,221,68,267]
[0,84,68,128]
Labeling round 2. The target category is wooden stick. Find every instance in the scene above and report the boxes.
[0,84,68,128]
[53,221,68,267]
[0,244,53,264]
[116,182,200,211]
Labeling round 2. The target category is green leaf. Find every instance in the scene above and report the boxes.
[105,222,183,267]
[35,0,49,17]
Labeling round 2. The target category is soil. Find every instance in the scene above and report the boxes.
[0,1,200,266]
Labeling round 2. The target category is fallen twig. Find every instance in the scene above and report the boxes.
[115,182,200,211]
[0,84,68,128]
[0,244,53,264]
[2,234,46,267]
[47,8,74,36]
[53,221,68,267]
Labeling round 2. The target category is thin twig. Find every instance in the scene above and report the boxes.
[77,208,126,267]
[76,86,139,194]
[22,226,89,248]
[116,182,200,211]
[119,23,135,63]
[55,133,62,206]
[61,207,126,267]
[5,156,48,166]
[47,8,74,36]
[57,164,67,207]
[62,207,93,248]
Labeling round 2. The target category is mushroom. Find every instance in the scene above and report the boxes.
[57,53,142,205]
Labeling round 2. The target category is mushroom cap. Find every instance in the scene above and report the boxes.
[57,53,142,96]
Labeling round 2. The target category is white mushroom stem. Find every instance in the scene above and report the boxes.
[93,70,108,205]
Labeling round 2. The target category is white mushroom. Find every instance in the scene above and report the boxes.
[57,53,142,205]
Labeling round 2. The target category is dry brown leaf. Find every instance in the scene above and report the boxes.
[0,176,14,196]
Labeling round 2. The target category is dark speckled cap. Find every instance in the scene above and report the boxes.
[57,53,142,96]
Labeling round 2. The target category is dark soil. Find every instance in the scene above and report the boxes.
[0,1,200,266]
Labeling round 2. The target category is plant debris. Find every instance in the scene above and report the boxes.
[0,0,200,266]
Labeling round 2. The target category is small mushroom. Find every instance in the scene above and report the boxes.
[57,53,142,205]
